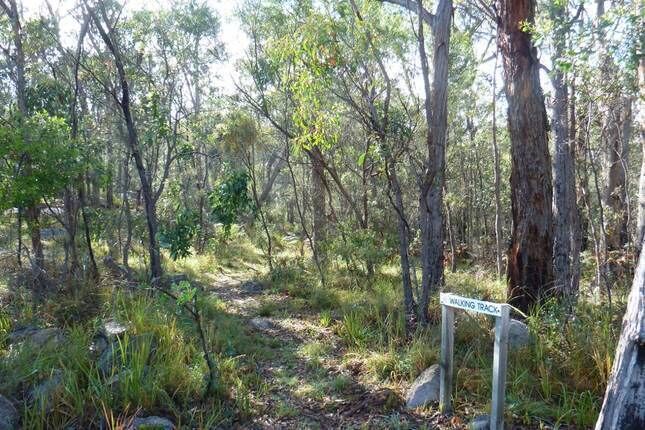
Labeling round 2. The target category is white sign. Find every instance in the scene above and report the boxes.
[440,293,502,317]
[439,293,510,430]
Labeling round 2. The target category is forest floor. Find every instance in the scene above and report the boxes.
[0,232,621,429]
[206,270,449,430]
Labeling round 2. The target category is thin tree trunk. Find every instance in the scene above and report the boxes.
[588,117,612,302]
[247,146,273,271]
[386,154,416,321]
[88,2,162,280]
[122,154,133,268]
[69,12,95,280]
[416,0,451,325]
[569,78,582,298]
[63,186,80,281]
[497,0,554,313]
[16,207,22,267]
[286,148,325,286]
[310,147,327,262]
[2,0,45,282]
[445,199,456,273]
[637,58,645,259]
[597,0,629,251]
[550,2,579,306]
[491,48,504,278]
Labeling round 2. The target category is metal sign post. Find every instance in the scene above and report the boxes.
[439,293,510,430]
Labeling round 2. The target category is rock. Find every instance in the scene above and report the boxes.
[468,415,490,430]
[405,364,441,409]
[9,326,65,348]
[97,333,157,375]
[240,280,264,295]
[0,394,18,430]
[90,335,109,356]
[28,370,64,410]
[249,317,275,331]
[488,318,531,349]
[102,320,128,337]
[91,319,128,356]
[508,319,530,349]
[128,416,175,430]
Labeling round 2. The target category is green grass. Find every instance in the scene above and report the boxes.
[0,232,626,428]
[266,253,620,427]
[0,276,268,428]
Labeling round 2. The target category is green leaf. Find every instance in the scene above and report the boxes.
[357,152,366,167]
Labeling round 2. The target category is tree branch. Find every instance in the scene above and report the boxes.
[380,0,435,28]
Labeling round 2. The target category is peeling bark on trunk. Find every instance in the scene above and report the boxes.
[595,236,645,429]
[496,0,553,313]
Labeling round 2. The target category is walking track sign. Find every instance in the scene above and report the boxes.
[439,293,510,430]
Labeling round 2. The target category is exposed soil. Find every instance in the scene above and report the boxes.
[207,274,452,430]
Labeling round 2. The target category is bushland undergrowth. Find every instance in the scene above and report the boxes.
[0,229,629,428]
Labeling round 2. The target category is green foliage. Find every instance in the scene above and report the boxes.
[329,223,392,275]
[172,280,197,307]
[159,208,200,260]
[208,170,253,238]
[218,110,258,154]
[0,112,82,210]
[26,78,73,118]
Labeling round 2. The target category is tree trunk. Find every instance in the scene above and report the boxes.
[550,2,579,305]
[569,78,582,298]
[597,0,629,251]
[417,0,451,324]
[63,186,80,281]
[310,147,327,261]
[88,3,162,280]
[594,236,645,429]
[637,58,645,259]
[497,0,553,313]
[25,206,45,280]
[122,154,133,268]
[491,49,504,278]
[603,98,631,251]
[386,154,415,320]
[445,199,456,273]
[3,0,46,282]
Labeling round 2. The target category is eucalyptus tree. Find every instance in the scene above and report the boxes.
[595,234,645,428]
[637,57,645,259]
[547,0,581,305]
[238,0,355,268]
[0,0,46,282]
[84,0,164,279]
[414,0,452,324]
[153,0,224,252]
[338,0,419,321]
[362,0,452,323]
[596,0,631,252]
[496,0,553,313]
